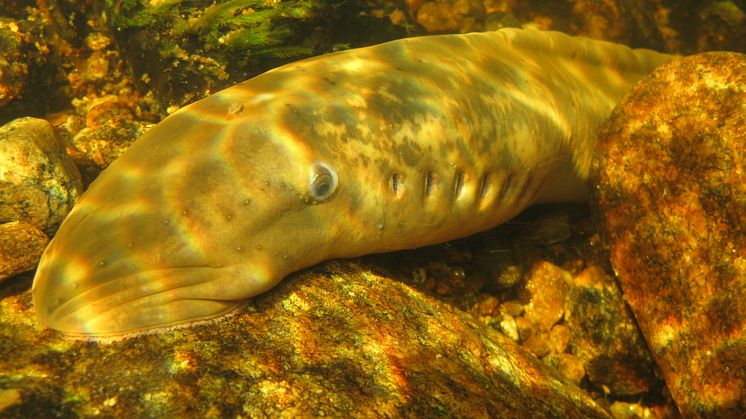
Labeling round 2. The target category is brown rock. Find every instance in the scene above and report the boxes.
[0,221,48,281]
[476,294,500,316]
[52,96,151,184]
[0,117,83,234]
[416,0,485,33]
[592,52,746,415]
[555,353,587,386]
[0,261,611,417]
[564,266,658,397]
[523,261,571,332]
[569,0,666,50]
[524,332,551,358]
[549,324,571,354]
[83,95,135,129]
[70,113,151,170]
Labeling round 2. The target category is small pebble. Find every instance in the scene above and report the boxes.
[523,261,571,332]
[556,353,586,386]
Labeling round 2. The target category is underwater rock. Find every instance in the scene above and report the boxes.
[415,0,486,33]
[0,18,28,108]
[666,0,746,53]
[592,52,746,416]
[568,0,667,50]
[103,0,409,110]
[506,262,658,396]
[544,352,586,386]
[564,266,658,397]
[0,260,610,417]
[69,96,152,173]
[0,221,48,281]
[523,261,571,332]
[0,117,82,234]
[70,120,150,172]
[0,5,72,122]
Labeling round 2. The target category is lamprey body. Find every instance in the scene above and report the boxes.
[33,29,675,337]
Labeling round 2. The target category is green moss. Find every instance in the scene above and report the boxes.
[108,0,320,59]
[0,27,20,53]
[192,0,319,57]
[103,0,408,108]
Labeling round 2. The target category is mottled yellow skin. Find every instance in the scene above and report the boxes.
[32,29,674,337]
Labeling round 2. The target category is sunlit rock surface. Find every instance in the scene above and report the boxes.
[523,261,572,333]
[592,51,746,416]
[69,96,152,173]
[0,118,82,234]
[0,221,49,281]
[0,221,48,282]
[0,261,609,417]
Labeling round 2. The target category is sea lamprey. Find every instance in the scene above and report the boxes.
[32,29,675,337]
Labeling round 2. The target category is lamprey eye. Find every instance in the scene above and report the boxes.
[309,162,338,202]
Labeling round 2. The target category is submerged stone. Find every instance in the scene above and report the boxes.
[0,117,82,234]
[564,266,658,397]
[1,260,610,417]
[592,51,746,416]
[0,221,48,281]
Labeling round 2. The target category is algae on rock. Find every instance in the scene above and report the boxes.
[104,0,410,109]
